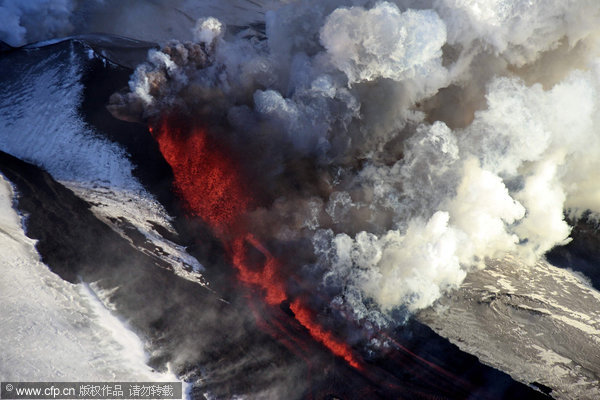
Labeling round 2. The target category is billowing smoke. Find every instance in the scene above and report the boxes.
[107,0,600,329]
[0,0,269,47]
[320,5,447,84]
[0,0,76,46]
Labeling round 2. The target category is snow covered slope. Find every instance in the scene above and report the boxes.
[0,39,205,286]
[0,173,178,382]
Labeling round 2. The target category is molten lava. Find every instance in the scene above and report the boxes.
[230,234,287,305]
[152,116,361,371]
[290,299,360,369]
[152,119,249,234]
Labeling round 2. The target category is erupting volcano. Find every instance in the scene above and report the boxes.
[152,115,362,371]
[4,0,600,398]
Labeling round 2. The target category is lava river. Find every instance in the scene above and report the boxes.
[148,115,542,400]
[151,116,361,371]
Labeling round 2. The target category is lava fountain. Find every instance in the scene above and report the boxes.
[151,115,362,371]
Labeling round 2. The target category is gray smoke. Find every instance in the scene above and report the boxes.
[0,0,270,47]
[105,0,600,326]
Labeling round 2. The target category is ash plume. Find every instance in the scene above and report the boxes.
[108,0,600,329]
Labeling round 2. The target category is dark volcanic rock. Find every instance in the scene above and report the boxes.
[0,38,551,399]
[0,40,15,52]
[0,150,307,398]
[0,150,548,399]
[547,214,600,290]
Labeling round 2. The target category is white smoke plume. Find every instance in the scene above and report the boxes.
[320,4,447,85]
[0,0,76,46]
[436,0,600,66]
[104,0,600,325]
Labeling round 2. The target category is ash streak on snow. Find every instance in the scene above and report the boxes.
[418,255,600,399]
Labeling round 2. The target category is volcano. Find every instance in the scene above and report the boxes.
[2,1,600,399]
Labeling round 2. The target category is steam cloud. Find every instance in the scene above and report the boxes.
[105,0,600,327]
[0,0,270,47]
[0,0,76,46]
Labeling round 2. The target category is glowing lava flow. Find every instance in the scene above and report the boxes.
[150,120,249,233]
[151,116,361,370]
[290,299,360,369]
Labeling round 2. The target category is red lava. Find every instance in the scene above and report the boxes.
[151,116,362,371]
